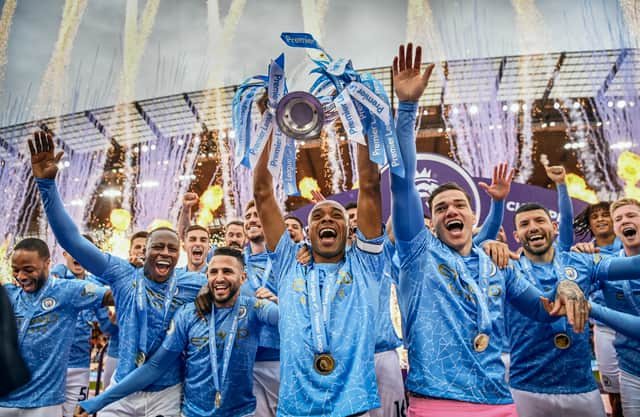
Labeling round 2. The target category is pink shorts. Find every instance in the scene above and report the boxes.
[408,396,519,417]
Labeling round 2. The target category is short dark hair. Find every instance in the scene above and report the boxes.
[513,203,552,227]
[284,214,304,229]
[245,200,256,213]
[574,202,611,239]
[212,246,245,268]
[129,230,149,244]
[184,224,209,238]
[428,183,472,212]
[148,227,179,241]
[344,202,357,211]
[225,220,245,231]
[14,238,50,259]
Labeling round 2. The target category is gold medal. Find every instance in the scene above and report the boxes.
[135,351,146,367]
[215,391,222,408]
[554,333,571,350]
[473,333,490,352]
[314,353,336,375]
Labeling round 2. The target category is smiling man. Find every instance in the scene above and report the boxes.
[390,43,592,417]
[253,110,384,415]
[603,198,640,416]
[505,200,640,417]
[0,238,110,417]
[28,130,206,417]
[74,247,278,417]
[239,200,281,417]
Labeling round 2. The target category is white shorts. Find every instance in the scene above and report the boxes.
[0,405,62,417]
[510,387,606,417]
[98,382,182,417]
[620,369,640,417]
[594,324,621,393]
[63,367,90,417]
[370,350,406,417]
[253,361,279,417]
[102,355,118,390]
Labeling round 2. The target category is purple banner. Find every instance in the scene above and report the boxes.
[292,153,587,248]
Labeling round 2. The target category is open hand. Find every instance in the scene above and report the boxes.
[28,130,63,179]
[478,163,515,201]
[392,43,435,102]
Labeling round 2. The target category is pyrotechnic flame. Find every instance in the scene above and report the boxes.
[566,173,599,204]
[299,177,320,200]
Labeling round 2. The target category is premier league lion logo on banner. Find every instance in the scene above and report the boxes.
[378,153,482,224]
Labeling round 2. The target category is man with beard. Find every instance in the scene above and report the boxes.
[0,238,110,417]
[29,130,206,417]
[50,235,115,417]
[253,104,384,414]
[390,42,592,417]
[74,247,279,417]
[240,200,280,417]
[224,220,247,249]
[177,225,212,274]
[506,200,640,417]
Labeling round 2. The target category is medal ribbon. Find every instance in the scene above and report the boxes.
[280,32,405,178]
[618,249,640,315]
[244,250,272,290]
[136,270,178,358]
[208,301,241,409]
[15,277,53,347]
[307,264,343,354]
[454,249,492,335]
[519,255,568,335]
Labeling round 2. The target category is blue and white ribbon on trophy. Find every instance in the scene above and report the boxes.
[281,32,405,178]
[231,54,299,195]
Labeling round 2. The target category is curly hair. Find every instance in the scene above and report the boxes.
[573,202,611,240]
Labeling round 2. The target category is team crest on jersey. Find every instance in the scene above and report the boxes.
[564,267,578,281]
[238,305,247,319]
[42,297,56,310]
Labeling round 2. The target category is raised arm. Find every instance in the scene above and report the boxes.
[177,192,199,241]
[29,131,110,276]
[76,346,180,415]
[391,43,434,242]
[590,303,640,341]
[544,163,574,250]
[253,134,286,251]
[595,254,640,281]
[356,142,382,239]
[474,163,513,243]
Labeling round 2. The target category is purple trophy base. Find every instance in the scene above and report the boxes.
[276,91,325,141]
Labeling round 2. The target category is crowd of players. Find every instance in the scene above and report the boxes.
[3,43,640,417]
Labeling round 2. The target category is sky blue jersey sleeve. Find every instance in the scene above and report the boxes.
[36,178,110,276]
[254,299,279,327]
[505,266,557,323]
[594,255,640,281]
[79,345,180,413]
[391,101,425,242]
[556,184,574,251]
[590,303,640,341]
[473,199,504,244]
